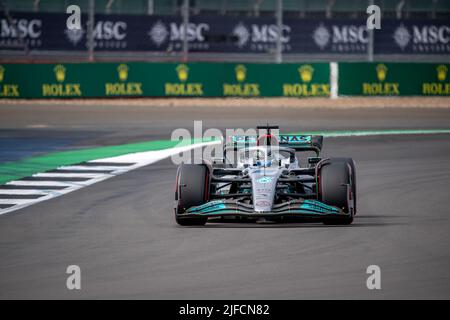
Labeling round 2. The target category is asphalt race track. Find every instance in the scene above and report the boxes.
[1,103,450,299]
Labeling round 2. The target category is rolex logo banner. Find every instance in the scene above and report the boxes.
[221,63,330,97]
[0,62,447,99]
[339,63,450,96]
[0,62,329,98]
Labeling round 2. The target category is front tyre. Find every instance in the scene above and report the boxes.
[174,164,209,226]
[319,158,356,225]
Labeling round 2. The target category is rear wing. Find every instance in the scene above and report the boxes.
[227,134,323,155]
[279,135,323,154]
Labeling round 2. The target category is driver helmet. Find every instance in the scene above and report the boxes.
[255,149,274,167]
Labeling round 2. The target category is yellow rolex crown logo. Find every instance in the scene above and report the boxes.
[117,64,129,82]
[0,65,4,82]
[176,64,189,82]
[54,64,66,82]
[298,65,314,83]
[235,64,247,82]
[376,64,388,82]
[436,65,447,82]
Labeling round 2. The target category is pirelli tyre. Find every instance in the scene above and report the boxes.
[329,157,357,214]
[319,158,356,225]
[174,164,209,226]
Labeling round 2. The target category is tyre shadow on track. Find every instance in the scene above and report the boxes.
[356,215,404,218]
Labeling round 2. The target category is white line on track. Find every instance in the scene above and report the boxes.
[0,199,44,205]
[0,141,218,215]
[6,181,83,187]
[0,190,49,195]
[33,172,111,178]
[56,166,127,171]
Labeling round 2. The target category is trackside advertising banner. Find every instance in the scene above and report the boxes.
[375,19,450,55]
[338,63,450,96]
[0,62,329,98]
[1,12,448,54]
[1,62,448,98]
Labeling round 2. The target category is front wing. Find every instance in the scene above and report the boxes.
[180,199,350,219]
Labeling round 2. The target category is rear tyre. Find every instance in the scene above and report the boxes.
[319,158,356,225]
[175,164,209,226]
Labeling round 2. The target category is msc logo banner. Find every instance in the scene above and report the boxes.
[283,64,330,97]
[165,64,204,96]
[42,64,82,97]
[105,64,143,96]
[362,64,400,95]
[223,64,260,97]
[0,65,20,97]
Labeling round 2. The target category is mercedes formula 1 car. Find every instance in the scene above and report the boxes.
[174,125,356,226]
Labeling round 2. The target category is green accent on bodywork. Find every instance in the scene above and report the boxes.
[0,138,211,185]
[300,200,340,214]
[257,176,273,184]
[186,209,346,217]
[232,129,450,144]
[191,210,238,216]
[279,135,312,144]
[187,200,226,214]
[185,199,342,216]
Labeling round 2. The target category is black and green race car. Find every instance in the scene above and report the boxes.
[174,125,356,226]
